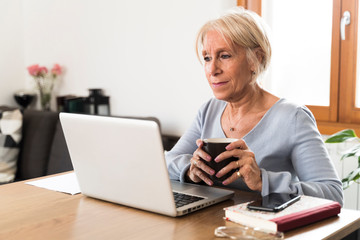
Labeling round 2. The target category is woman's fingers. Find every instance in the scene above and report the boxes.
[191,166,213,186]
[215,139,247,162]
[186,139,215,186]
[194,140,212,162]
[222,169,243,185]
[191,158,215,176]
[221,158,262,191]
[215,159,241,179]
[214,144,262,191]
[225,139,248,151]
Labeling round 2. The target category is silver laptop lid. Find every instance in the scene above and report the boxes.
[60,113,177,216]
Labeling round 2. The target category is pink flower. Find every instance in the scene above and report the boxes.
[27,64,48,77]
[51,64,62,77]
[27,64,40,76]
[39,66,48,75]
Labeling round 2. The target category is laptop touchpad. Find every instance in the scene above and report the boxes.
[171,181,198,192]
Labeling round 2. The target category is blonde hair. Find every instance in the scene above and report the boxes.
[196,7,271,80]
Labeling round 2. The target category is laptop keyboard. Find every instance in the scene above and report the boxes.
[173,192,205,208]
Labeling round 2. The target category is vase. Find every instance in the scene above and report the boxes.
[39,89,52,111]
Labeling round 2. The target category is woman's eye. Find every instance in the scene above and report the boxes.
[203,56,211,62]
[221,54,231,59]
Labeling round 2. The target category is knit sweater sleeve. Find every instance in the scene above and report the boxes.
[260,106,344,205]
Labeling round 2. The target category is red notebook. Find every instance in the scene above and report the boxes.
[224,195,341,233]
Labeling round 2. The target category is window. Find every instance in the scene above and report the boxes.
[239,0,360,135]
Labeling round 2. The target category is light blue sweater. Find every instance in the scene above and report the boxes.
[165,98,344,205]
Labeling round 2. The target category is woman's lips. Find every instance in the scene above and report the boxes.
[212,81,228,88]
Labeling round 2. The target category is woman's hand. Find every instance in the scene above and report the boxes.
[215,139,262,192]
[186,139,215,186]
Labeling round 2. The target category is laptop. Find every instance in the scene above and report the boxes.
[59,113,234,217]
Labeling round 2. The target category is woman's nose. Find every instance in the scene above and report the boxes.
[206,60,221,76]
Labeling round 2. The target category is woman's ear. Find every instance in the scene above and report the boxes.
[248,47,264,73]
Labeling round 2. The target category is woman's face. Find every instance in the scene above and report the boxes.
[202,30,254,102]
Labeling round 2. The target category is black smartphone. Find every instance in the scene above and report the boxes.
[247,193,301,212]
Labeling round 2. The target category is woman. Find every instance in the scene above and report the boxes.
[165,7,343,205]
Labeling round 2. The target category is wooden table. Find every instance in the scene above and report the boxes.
[0,175,359,240]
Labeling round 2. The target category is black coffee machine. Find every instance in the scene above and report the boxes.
[58,88,110,115]
[84,88,110,115]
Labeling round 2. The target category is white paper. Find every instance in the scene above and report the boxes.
[26,172,81,195]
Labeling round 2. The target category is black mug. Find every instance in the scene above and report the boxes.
[202,138,238,183]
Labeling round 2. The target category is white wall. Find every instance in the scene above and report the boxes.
[0,0,24,105]
[0,0,237,136]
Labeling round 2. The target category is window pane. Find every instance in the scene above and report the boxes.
[261,0,333,106]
